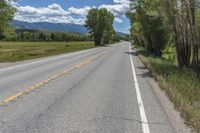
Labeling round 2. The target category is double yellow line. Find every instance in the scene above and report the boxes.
[0,49,111,106]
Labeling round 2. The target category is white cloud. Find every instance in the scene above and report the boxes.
[99,0,130,23]
[5,0,19,7]
[13,0,131,25]
[113,0,130,4]
[14,3,86,24]
[68,6,96,16]
[99,3,129,17]
[114,17,123,23]
[17,4,69,17]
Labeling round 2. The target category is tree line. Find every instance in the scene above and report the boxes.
[3,30,92,42]
[127,0,200,76]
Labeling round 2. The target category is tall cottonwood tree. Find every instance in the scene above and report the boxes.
[128,0,200,75]
[161,0,199,74]
[127,0,168,56]
[85,8,115,46]
[0,0,15,39]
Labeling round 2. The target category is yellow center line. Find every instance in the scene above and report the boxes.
[0,49,111,106]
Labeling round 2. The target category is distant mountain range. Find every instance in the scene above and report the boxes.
[11,20,89,34]
[11,20,127,36]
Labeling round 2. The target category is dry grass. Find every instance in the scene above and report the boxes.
[135,47,200,132]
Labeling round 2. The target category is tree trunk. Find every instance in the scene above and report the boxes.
[190,0,200,76]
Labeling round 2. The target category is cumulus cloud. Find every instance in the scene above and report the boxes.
[68,6,96,16]
[99,3,129,17]
[13,0,131,24]
[113,0,131,4]
[14,3,86,24]
[114,17,123,23]
[99,1,130,23]
[5,0,19,7]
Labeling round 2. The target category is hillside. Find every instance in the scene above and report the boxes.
[11,20,89,34]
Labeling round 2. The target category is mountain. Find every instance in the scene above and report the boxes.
[117,32,128,37]
[11,20,129,36]
[11,20,89,34]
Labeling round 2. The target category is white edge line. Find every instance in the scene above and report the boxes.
[129,46,150,133]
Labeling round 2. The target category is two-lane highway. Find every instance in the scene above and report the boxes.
[0,42,178,132]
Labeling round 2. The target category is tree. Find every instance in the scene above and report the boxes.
[85,8,115,46]
[127,0,168,56]
[0,0,15,40]
[160,0,199,74]
[102,28,116,44]
[127,0,200,75]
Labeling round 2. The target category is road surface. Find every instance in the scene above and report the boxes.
[0,42,178,133]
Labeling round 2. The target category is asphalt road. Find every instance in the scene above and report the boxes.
[0,42,177,133]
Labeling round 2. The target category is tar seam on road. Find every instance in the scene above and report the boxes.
[129,46,151,133]
[0,48,111,106]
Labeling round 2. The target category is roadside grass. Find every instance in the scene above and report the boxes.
[0,41,95,62]
[134,46,200,132]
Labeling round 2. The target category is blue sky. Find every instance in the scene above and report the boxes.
[12,0,131,33]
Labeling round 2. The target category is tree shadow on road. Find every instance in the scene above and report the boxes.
[124,52,153,78]
[137,71,153,78]
[124,52,138,56]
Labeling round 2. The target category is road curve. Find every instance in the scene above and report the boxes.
[0,42,176,133]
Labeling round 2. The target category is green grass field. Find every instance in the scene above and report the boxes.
[0,41,95,62]
[135,47,200,132]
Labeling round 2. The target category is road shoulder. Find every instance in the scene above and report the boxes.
[131,48,194,133]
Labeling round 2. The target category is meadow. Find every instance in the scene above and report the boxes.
[0,41,94,62]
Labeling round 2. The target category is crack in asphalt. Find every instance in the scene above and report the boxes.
[93,115,170,125]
